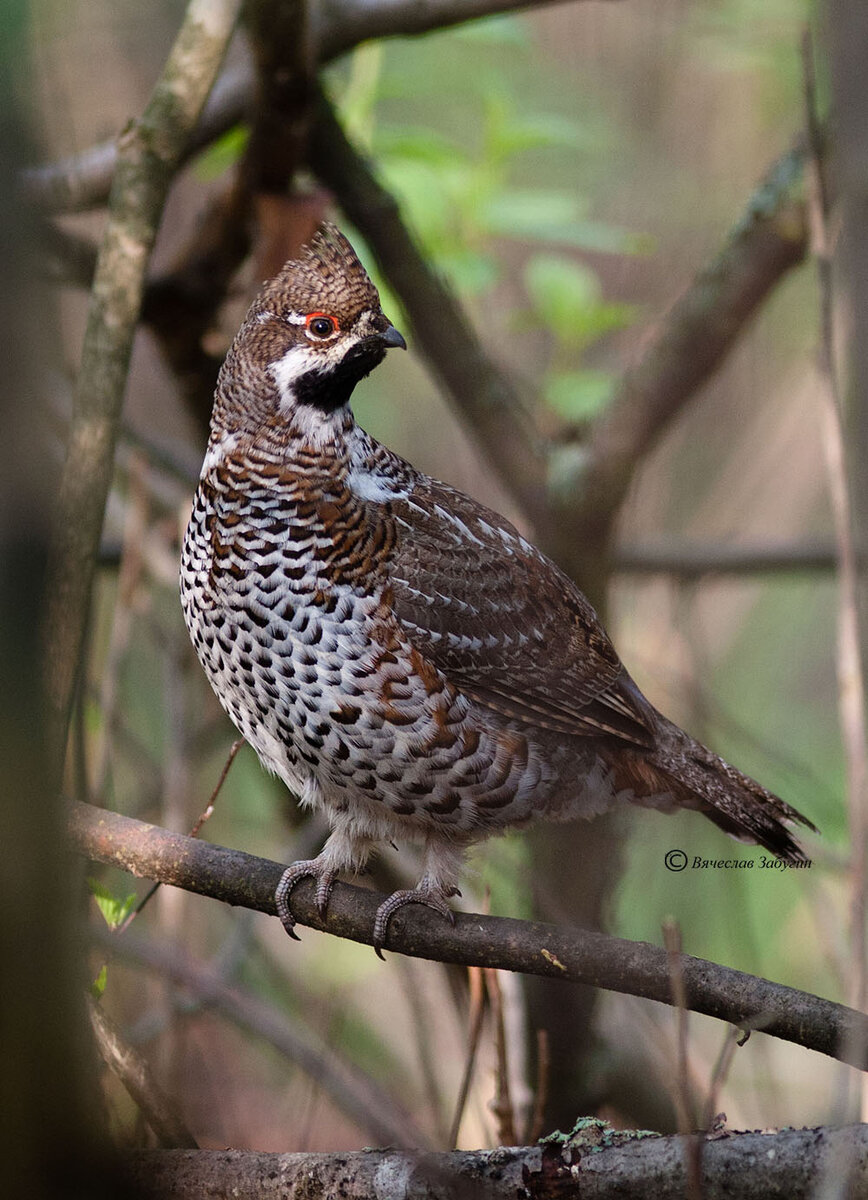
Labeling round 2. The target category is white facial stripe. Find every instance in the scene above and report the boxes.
[269,344,326,411]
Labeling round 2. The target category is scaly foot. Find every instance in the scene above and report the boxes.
[372,882,458,959]
[275,858,337,938]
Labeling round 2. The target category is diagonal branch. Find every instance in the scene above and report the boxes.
[567,141,809,555]
[317,0,623,61]
[45,0,242,764]
[68,801,868,1071]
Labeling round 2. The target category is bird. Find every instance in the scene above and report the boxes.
[180,223,815,955]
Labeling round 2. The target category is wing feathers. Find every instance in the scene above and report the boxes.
[385,476,655,747]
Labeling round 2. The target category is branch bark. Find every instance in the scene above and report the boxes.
[127,1125,868,1199]
[87,996,198,1150]
[317,0,622,62]
[558,140,809,570]
[44,0,242,765]
[68,801,868,1071]
[24,1,622,216]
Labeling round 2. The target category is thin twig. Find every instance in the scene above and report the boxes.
[803,28,868,1104]
[67,801,868,1070]
[526,1029,550,1144]
[397,956,449,1145]
[701,1027,741,1134]
[92,454,150,800]
[663,919,702,1200]
[449,964,486,1150]
[45,0,242,773]
[87,994,199,1149]
[484,967,517,1146]
[613,538,845,578]
[117,738,244,933]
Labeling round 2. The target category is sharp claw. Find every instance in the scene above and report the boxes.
[275,860,336,938]
[371,886,456,958]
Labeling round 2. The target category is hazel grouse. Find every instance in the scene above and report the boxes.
[180,224,814,954]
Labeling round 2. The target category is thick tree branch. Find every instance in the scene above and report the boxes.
[24,1,621,216]
[317,0,621,61]
[21,65,254,215]
[68,801,868,1071]
[128,1125,868,1199]
[45,0,241,762]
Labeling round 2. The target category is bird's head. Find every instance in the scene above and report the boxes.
[214,224,406,440]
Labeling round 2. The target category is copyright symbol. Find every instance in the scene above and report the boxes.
[665,849,688,872]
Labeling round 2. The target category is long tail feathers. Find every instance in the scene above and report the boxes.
[611,717,817,864]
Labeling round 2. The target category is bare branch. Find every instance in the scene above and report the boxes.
[806,28,868,1035]
[566,140,809,552]
[613,538,842,578]
[68,801,868,1071]
[127,1125,868,1199]
[318,0,623,61]
[22,65,253,214]
[45,0,242,762]
[87,996,198,1149]
[25,1,621,216]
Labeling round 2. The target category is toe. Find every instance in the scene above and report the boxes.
[274,858,336,938]
[371,885,456,958]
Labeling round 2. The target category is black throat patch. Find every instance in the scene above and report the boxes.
[293,339,388,413]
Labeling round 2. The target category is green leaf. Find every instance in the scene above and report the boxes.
[88,878,136,929]
[482,189,587,239]
[192,124,249,182]
[375,127,465,167]
[436,248,500,294]
[524,255,600,341]
[91,964,108,999]
[525,255,636,346]
[543,369,616,421]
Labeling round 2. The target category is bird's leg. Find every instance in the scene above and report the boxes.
[275,818,372,939]
[372,836,465,960]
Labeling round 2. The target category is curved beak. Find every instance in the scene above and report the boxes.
[379,324,407,351]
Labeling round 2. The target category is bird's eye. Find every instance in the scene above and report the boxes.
[305,313,338,339]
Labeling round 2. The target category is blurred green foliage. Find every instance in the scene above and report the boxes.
[328,19,648,423]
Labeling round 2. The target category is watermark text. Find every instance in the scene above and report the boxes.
[664,849,812,872]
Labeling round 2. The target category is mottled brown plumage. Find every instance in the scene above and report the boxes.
[180,224,815,953]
